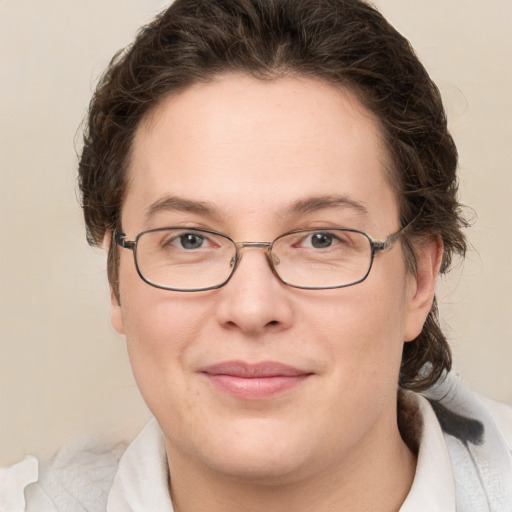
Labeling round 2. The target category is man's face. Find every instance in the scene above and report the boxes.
[112,75,433,484]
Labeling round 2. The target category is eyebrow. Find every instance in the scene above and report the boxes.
[144,193,367,222]
[145,195,221,220]
[285,195,368,217]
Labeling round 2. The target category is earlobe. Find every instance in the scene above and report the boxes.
[404,236,443,342]
[110,287,125,335]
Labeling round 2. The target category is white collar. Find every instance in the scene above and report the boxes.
[107,419,174,512]
[399,393,456,511]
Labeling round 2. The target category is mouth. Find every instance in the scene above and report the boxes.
[200,361,312,400]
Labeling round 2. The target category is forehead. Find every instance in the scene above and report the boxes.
[124,74,398,233]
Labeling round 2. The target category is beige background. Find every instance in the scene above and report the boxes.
[1,0,511,466]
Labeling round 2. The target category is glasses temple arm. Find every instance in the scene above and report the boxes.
[115,231,136,250]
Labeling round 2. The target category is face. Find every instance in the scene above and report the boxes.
[112,74,436,485]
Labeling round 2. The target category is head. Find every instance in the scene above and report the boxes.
[79,0,466,393]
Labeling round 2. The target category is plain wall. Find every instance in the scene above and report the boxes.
[1,0,511,466]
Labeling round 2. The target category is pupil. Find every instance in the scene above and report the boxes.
[312,233,332,249]
[181,234,203,249]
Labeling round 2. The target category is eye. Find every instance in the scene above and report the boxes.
[309,232,335,249]
[287,231,347,250]
[297,231,347,250]
[176,232,206,250]
[158,231,212,251]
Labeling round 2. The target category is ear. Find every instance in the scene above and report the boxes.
[403,236,443,342]
[103,231,125,335]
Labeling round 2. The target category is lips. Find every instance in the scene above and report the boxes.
[200,361,312,400]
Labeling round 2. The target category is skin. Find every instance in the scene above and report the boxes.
[111,74,442,512]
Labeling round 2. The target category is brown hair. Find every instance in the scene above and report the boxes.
[78,0,468,391]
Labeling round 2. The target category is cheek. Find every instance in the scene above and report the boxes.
[318,269,409,381]
[122,292,203,363]
[116,269,211,408]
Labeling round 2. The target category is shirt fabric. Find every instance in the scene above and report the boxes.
[2,372,512,512]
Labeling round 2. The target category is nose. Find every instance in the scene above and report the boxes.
[214,246,294,336]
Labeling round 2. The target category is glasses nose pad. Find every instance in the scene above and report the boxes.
[229,255,237,268]
[270,253,280,267]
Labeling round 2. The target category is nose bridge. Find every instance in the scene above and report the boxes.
[233,241,275,275]
[217,239,292,335]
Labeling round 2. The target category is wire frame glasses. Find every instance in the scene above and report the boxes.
[115,225,407,292]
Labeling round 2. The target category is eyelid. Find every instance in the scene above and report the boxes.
[305,230,345,242]
[293,221,357,232]
[171,227,208,234]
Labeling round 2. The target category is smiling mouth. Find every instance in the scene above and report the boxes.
[201,361,312,400]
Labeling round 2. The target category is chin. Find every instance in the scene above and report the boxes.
[204,447,312,486]
[169,416,317,484]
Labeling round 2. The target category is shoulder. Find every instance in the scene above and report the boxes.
[420,371,512,509]
[1,439,126,512]
[0,455,38,512]
[477,393,512,449]
[421,370,512,448]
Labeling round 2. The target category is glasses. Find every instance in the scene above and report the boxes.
[115,225,408,292]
